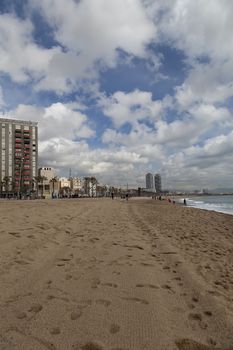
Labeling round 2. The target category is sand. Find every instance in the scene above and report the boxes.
[0,197,233,350]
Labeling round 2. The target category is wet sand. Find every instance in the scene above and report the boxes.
[0,198,233,350]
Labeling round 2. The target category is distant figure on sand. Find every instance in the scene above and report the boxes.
[126,193,129,201]
[183,198,187,205]
[111,192,114,200]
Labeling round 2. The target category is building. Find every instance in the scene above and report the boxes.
[154,173,162,193]
[38,167,55,182]
[145,173,154,190]
[38,167,56,198]
[0,118,38,195]
[71,177,84,194]
[84,177,97,197]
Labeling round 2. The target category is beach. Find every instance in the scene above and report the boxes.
[0,198,233,350]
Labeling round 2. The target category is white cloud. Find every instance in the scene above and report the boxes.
[100,89,166,127]
[28,0,157,93]
[0,1,157,93]
[0,102,149,185]
[158,0,233,60]
[38,136,149,185]
[0,13,57,83]
[1,102,95,141]
[151,1,233,107]
[0,86,5,108]
[31,0,156,59]
[175,62,233,108]
[161,131,233,189]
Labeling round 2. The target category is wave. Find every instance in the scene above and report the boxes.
[185,197,233,215]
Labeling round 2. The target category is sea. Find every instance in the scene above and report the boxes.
[181,195,233,215]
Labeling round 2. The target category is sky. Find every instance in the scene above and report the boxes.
[0,0,233,190]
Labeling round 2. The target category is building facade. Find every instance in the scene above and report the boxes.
[71,177,83,194]
[154,173,162,193]
[0,118,38,195]
[38,167,56,198]
[145,173,154,190]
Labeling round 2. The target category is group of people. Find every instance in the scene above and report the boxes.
[111,192,129,200]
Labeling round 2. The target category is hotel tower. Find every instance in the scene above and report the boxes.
[0,118,38,195]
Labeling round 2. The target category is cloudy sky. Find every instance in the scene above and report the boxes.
[0,0,233,190]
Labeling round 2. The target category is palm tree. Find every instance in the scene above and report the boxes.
[84,177,90,196]
[50,177,58,198]
[90,176,97,197]
[41,176,47,198]
[33,175,47,198]
[33,176,42,198]
[3,176,10,197]
[0,180,4,196]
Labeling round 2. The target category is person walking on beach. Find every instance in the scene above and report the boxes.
[183,198,187,205]
[111,192,114,200]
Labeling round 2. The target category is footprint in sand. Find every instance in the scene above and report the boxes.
[91,278,101,289]
[28,304,43,313]
[109,323,120,334]
[58,257,72,262]
[188,313,202,322]
[15,311,27,319]
[175,338,220,350]
[96,299,111,307]
[102,282,118,288]
[72,341,104,350]
[162,284,173,292]
[192,296,199,303]
[9,232,21,238]
[140,262,154,267]
[49,327,61,335]
[136,283,159,289]
[65,274,73,280]
[71,309,82,320]
[173,277,182,281]
[122,297,149,305]
[204,311,212,317]
[188,304,195,310]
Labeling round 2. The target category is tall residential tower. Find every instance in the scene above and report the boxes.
[154,173,162,193]
[0,118,38,194]
[145,173,154,190]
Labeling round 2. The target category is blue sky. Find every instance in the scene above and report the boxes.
[0,0,233,189]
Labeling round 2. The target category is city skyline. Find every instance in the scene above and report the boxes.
[0,1,233,189]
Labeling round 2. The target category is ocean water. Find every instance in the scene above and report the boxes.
[183,195,233,215]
